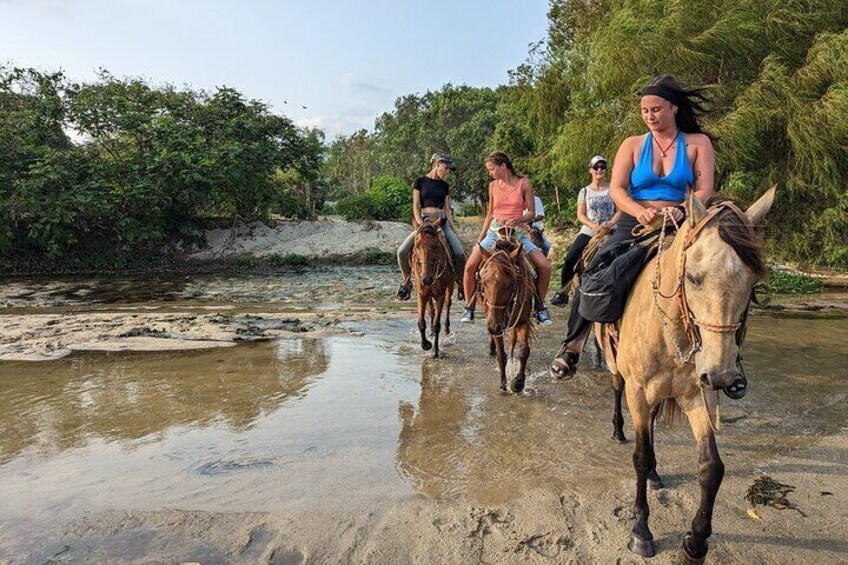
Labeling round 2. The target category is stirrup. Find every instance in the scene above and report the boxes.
[550,342,579,380]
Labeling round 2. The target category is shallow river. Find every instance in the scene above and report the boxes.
[1,269,846,562]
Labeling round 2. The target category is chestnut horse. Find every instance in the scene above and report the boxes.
[477,237,535,393]
[411,219,454,358]
[593,188,776,563]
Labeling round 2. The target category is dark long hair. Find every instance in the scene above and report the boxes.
[641,75,713,138]
[485,151,516,174]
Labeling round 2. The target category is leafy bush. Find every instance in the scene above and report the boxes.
[766,270,825,294]
[336,175,412,221]
[457,201,481,216]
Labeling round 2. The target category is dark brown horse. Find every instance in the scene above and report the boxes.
[593,188,776,562]
[477,237,535,393]
[411,219,454,358]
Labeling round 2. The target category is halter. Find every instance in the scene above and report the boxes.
[412,221,452,286]
[651,201,755,364]
[477,240,531,335]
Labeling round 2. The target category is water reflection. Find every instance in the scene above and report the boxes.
[0,338,328,463]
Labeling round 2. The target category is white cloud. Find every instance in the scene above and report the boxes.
[338,72,390,95]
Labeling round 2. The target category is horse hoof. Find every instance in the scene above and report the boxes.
[611,432,627,444]
[432,351,440,359]
[628,536,656,558]
[648,476,664,490]
[422,340,432,351]
[510,379,525,393]
[679,533,707,563]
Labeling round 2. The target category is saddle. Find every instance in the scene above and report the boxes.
[492,225,536,279]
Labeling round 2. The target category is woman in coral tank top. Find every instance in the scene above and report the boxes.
[460,152,552,325]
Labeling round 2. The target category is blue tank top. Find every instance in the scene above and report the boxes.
[629,133,694,202]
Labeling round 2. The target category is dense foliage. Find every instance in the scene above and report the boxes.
[335,175,412,221]
[327,0,848,268]
[0,67,323,264]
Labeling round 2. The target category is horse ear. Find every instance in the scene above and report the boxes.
[687,186,707,227]
[510,243,523,260]
[745,185,777,226]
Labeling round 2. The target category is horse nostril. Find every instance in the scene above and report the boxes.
[699,373,711,387]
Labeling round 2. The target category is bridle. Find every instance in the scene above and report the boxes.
[651,202,756,364]
[412,222,452,286]
[477,239,531,335]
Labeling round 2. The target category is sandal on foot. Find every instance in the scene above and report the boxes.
[550,343,579,380]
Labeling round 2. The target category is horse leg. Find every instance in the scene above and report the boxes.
[417,290,431,351]
[679,399,724,564]
[611,373,626,443]
[626,391,656,558]
[493,334,507,392]
[489,336,496,357]
[510,324,530,393]
[647,404,664,490]
[432,292,444,358]
[444,284,452,336]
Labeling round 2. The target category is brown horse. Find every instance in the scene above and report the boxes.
[477,237,535,393]
[411,219,454,358]
[594,187,776,563]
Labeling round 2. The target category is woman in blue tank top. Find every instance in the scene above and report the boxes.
[550,75,716,379]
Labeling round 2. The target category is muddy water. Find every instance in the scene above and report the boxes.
[0,272,847,561]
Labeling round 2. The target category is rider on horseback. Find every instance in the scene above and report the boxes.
[460,152,553,326]
[549,75,716,378]
[397,152,467,301]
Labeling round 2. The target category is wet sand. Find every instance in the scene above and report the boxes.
[1,269,847,564]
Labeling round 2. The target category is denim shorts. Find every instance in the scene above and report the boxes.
[479,219,540,253]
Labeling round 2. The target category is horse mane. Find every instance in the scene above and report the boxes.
[705,196,767,279]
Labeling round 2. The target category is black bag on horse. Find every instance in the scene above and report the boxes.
[577,240,650,323]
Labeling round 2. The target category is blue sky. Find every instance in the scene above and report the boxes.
[0,0,550,139]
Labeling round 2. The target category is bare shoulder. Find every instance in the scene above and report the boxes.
[684,132,713,148]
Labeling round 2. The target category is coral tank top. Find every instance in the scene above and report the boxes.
[492,177,527,221]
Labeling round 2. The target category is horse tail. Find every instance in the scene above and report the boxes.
[657,398,681,428]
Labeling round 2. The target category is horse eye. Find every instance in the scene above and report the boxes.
[685,273,703,287]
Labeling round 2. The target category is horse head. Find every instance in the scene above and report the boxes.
[413,220,446,287]
[479,240,525,334]
[680,186,776,397]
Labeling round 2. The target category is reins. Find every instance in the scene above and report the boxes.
[412,222,452,286]
[650,202,755,433]
[651,203,754,364]
[477,238,531,336]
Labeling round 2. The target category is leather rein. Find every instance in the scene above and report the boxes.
[651,202,756,364]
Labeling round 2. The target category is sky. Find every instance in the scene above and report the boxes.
[0,0,550,139]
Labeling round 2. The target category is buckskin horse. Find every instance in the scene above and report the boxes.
[411,218,455,358]
[593,187,776,563]
[477,231,535,393]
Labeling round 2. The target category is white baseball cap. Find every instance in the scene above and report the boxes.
[589,155,607,168]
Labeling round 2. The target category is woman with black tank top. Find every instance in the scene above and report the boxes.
[396,152,467,301]
[549,75,716,379]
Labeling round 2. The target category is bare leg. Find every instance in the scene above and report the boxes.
[463,246,484,309]
[528,249,551,307]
